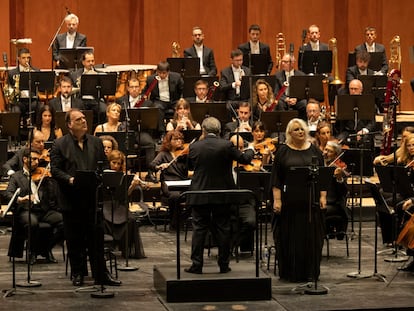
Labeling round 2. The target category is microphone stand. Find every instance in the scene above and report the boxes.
[118,100,138,272]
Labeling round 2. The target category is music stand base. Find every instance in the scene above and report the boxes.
[384,255,409,262]
[373,272,387,283]
[347,271,372,279]
[118,265,139,271]
[91,290,115,298]
[2,287,34,298]
[16,280,41,288]
[305,286,328,295]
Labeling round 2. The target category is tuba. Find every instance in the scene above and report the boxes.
[275,33,286,70]
[172,41,181,58]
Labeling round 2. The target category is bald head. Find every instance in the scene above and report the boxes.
[349,79,363,95]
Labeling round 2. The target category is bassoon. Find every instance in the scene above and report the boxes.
[134,76,160,108]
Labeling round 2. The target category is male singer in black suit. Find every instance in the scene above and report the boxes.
[354,26,388,75]
[185,117,254,274]
[51,109,121,287]
[238,24,273,75]
[219,49,252,102]
[273,53,307,120]
[303,24,329,51]
[183,26,217,76]
[49,76,85,112]
[52,13,87,69]
[140,61,184,133]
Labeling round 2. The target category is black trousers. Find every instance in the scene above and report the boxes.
[190,204,231,269]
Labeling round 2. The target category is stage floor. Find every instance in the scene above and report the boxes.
[0,222,413,311]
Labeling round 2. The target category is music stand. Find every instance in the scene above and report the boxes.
[348,52,384,72]
[58,47,94,70]
[299,50,332,74]
[286,165,334,294]
[248,54,269,75]
[183,76,220,98]
[289,75,324,101]
[127,108,159,132]
[260,111,298,142]
[167,57,200,77]
[190,102,228,125]
[240,75,276,100]
[55,110,94,135]
[81,73,117,99]
[182,130,202,143]
[19,71,55,93]
[0,112,20,140]
[336,94,376,121]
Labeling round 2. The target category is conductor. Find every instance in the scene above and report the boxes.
[185,117,254,274]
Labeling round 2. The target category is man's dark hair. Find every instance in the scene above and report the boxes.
[18,48,30,56]
[356,50,371,63]
[81,50,94,61]
[65,108,81,126]
[249,24,261,33]
[157,61,170,72]
[230,49,243,59]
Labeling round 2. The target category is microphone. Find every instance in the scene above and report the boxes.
[65,7,71,15]
[2,52,7,64]
[302,29,307,41]
[289,43,294,55]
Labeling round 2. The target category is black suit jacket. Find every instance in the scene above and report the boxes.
[8,66,40,86]
[2,149,24,176]
[354,43,388,74]
[49,96,85,112]
[52,32,87,62]
[188,134,254,195]
[219,66,252,101]
[238,42,273,74]
[345,65,375,86]
[303,42,329,51]
[273,69,306,109]
[142,72,184,104]
[183,45,217,76]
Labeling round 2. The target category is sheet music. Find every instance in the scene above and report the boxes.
[165,180,191,187]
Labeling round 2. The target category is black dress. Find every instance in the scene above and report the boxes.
[271,143,324,282]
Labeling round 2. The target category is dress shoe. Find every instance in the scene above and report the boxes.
[398,261,414,272]
[72,274,84,287]
[96,272,122,286]
[184,266,202,274]
[145,172,158,183]
[220,266,231,273]
[45,251,58,263]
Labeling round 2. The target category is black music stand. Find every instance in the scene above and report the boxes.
[127,108,159,132]
[58,47,94,70]
[182,130,202,143]
[0,112,20,143]
[358,75,387,96]
[190,102,228,125]
[240,75,276,100]
[96,131,136,155]
[375,165,411,263]
[74,169,115,298]
[167,57,200,77]
[183,76,220,99]
[299,50,332,74]
[289,75,324,102]
[348,52,384,72]
[247,54,268,75]
[260,111,298,144]
[285,165,334,294]
[19,71,55,95]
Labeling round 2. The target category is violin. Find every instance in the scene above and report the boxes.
[172,143,190,158]
[240,159,263,172]
[252,137,277,154]
[328,152,350,180]
[32,166,52,183]
[39,148,50,163]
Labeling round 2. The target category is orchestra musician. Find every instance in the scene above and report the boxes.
[35,104,63,142]
[52,13,87,69]
[303,24,329,51]
[306,98,323,134]
[183,26,217,76]
[5,148,63,264]
[99,134,118,157]
[223,102,253,140]
[314,121,334,152]
[185,79,209,103]
[149,130,189,229]
[166,98,201,132]
[323,140,350,239]
[49,76,85,112]
[248,121,275,169]
[252,79,279,121]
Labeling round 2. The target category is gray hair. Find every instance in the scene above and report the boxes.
[65,13,79,24]
[326,140,342,156]
[285,118,310,145]
[202,117,221,135]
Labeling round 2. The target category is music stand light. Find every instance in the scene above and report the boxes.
[299,50,332,74]
[167,57,200,77]
[289,75,324,102]
[58,47,94,70]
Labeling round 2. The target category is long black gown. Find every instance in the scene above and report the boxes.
[272,143,324,282]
